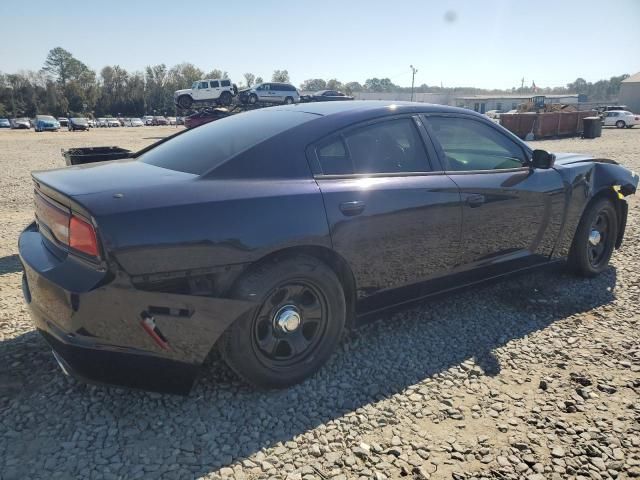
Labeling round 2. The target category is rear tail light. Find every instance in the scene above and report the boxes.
[34,191,100,258]
[69,216,99,257]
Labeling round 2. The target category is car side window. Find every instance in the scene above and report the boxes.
[426,116,526,171]
[317,118,431,175]
[210,80,220,88]
[221,80,230,87]
[199,81,209,89]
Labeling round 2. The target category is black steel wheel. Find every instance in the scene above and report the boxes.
[220,255,346,389]
[252,281,327,367]
[568,197,618,277]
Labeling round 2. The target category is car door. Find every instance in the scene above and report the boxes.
[312,115,463,312]
[193,81,210,101]
[257,84,270,102]
[603,112,615,126]
[269,84,283,103]
[209,80,221,100]
[424,114,565,269]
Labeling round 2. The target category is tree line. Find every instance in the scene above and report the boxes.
[0,47,630,118]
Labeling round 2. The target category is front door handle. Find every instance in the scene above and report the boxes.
[339,201,366,216]
[467,194,485,207]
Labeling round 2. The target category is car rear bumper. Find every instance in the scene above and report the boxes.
[18,222,256,394]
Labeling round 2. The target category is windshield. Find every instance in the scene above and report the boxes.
[71,118,87,123]
[38,116,56,121]
[140,109,317,175]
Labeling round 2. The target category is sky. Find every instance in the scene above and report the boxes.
[1,0,638,90]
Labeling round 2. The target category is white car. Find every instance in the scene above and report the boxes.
[602,110,639,129]
[96,117,108,128]
[174,79,236,109]
[124,118,144,127]
[142,115,154,126]
[106,118,120,127]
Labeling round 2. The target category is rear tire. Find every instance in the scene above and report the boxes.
[177,95,193,109]
[568,197,618,277]
[284,96,294,105]
[615,120,625,129]
[248,93,258,105]
[219,91,233,106]
[219,255,346,389]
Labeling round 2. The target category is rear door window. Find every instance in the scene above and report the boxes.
[221,80,231,87]
[316,118,431,175]
[199,81,209,89]
[210,80,220,88]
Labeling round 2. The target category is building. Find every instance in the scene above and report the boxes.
[453,94,582,113]
[619,72,640,113]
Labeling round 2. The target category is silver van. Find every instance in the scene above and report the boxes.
[240,82,300,105]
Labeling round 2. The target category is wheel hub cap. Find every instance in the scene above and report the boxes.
[274,306,301,333]
[589,229,602,246]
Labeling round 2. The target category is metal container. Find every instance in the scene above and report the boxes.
[61,146,132,166]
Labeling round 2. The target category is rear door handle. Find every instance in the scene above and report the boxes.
[467,194,485,207]
[339,201,366,216]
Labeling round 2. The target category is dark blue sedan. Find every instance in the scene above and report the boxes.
[18,101,638,393]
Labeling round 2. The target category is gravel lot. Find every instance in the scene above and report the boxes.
[0,126,639,480]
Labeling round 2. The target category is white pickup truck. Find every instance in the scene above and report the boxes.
[174,79,236,109]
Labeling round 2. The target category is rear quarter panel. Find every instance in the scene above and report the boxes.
[82,178,332,276]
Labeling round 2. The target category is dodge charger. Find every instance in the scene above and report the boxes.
[18,101,638,394]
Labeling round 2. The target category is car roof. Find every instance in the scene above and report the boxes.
[271,100,480,118]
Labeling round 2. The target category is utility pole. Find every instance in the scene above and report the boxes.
[410,65,418,102]
[521,77,525,90]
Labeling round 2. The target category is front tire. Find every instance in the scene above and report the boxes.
[219,255,346,389]
[177,95,193,109]
[284,96,294,105]
[615,120,626,129]
[248,93,258,105]
[568,197,618,277]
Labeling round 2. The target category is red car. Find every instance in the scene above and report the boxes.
[184,108,230,129]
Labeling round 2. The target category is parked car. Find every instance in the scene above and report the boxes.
[176,116,185,125]
[10,117,31,129]
[0,118,10,128]
[95,118,107,128]
[301,90,354,102]
[68,117,89,131]
[57,118,69,127]
[34,115,60,132]
[18,101,638,394]
[239,82,300,105]
[124,118,144,127]
[174,78,236,109]
[152,116,169,126]
[166,116,177,125]
[106,118,120,127]
[142,115,154,126]
[184,108,230,129]
[601,110,639,129]
[87,119,96,128]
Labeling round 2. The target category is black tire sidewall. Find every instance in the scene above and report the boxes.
[178,95,192,109]
[221,256,346,389]
[616,120,625,128]
[569,198,618,276]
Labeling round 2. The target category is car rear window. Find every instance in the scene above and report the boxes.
[139,109,318,175]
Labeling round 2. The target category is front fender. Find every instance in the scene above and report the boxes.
[551,160,638,257]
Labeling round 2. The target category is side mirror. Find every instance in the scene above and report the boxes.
[531,149,555,169]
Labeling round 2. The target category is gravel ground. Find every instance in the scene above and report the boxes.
[0,126,639,480]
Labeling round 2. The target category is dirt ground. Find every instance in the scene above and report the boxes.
[0,125,638,480]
